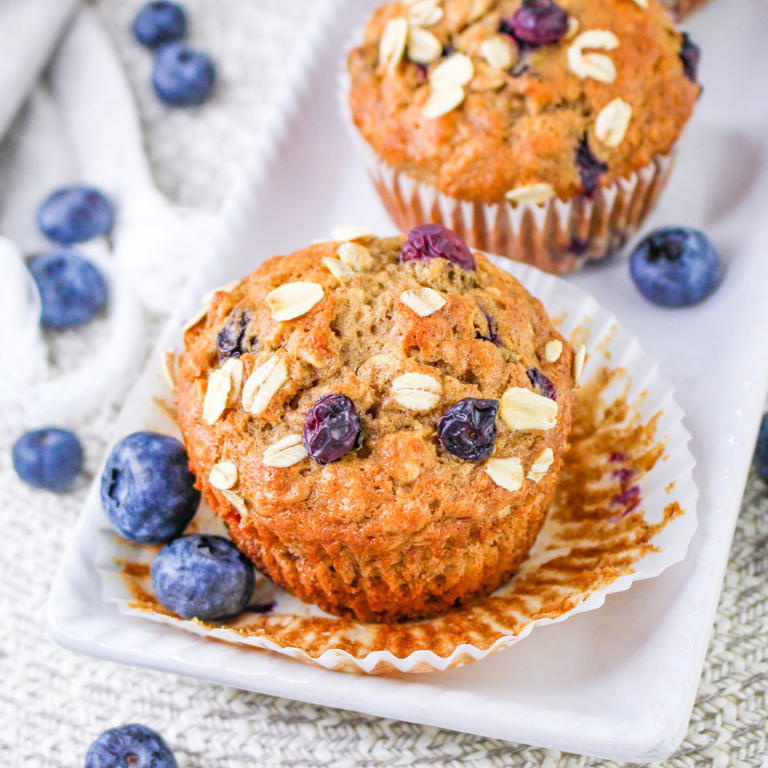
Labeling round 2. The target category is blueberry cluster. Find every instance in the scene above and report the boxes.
[11,185,116,493]
[133,2,216,107]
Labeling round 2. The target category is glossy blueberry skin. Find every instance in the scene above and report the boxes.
[630,227,721,308]
[680,32,700,83]
[527,368,556,400]
[575,135,607,197]
[152,42,216,107]
[28,252,108,329]
[85,724,177,768]
[37,185,113,245]
[437,398,499,462]
[133,2,188,48]
[499,0,568,46]
[303,394,362,464]
[400,224,476,270]
[754,413,768,484]
[100,431,200,544]
[151,535,255,620]
[12,428,82,492]
[217,310,252,358]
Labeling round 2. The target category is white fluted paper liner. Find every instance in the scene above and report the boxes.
[337,29,675,274]
[94,259,698,675]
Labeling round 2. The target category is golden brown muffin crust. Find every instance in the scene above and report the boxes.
[347,0,700,203]
[176,234,575,621]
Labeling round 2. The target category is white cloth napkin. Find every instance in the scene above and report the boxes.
[0,5,215,426]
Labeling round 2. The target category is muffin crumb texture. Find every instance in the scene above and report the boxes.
[176,233,574,621]
[347,0,700,202]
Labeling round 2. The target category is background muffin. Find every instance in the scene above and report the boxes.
[345,0,701,273]
[661,0,709,20]
[176,226,576,622]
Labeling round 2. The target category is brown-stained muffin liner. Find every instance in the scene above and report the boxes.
[99,264,698,675]
[361,142,674,275]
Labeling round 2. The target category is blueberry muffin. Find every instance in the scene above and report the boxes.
[176,225,576,622]
[344,0,701,273]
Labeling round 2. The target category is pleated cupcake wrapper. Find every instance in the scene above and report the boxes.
[96,260,699,675]
[337,37,675,274]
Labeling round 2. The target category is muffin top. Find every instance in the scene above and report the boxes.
[346,0,701,203]
[175,227,576,550]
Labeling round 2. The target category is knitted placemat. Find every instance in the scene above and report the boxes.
[1,1,766,765]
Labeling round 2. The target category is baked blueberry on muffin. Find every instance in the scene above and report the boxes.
[344,0,701,273]
[176,226,576,622]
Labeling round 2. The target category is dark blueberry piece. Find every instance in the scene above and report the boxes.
[629,227,721,307]
[86,723,177,768]
[679,32,700,83]
[476,312,501,346]
[152,42,216,107]
[37,185,113,245]
[437,398,499,462]
[28,252,108,329]
[151,534,255,620]
[100,431,200,544]
[755,413,768,484]
[217,310,251,358]
[302,394,361,464]
[12,428,82,492]
[575,134,607,197]
[499,0,568,46]
[133,2,187,48]
[527,368,556,400]
[400,223,476,271]
[569,237,589,256]
[246,600,277,614]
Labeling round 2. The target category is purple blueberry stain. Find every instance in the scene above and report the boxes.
[400,224,476,271]
[476,312,501,346]
[612,467,636,485]
[437,398,499,462]
[303,394,362,464]
[679,32,700,83]
[217,310,252,358]
[527,368,556,400]
[609,451,627,463]
[499,0,568,47]
[576,135,607,197]
[612,484,641,512]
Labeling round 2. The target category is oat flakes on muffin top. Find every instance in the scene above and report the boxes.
[347,0,701,203]
[175,227,577,621]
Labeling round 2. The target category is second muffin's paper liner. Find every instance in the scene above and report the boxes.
[336,36,675,275]
[96,260,698,675]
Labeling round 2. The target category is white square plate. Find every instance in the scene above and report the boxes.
[50,1,768,762]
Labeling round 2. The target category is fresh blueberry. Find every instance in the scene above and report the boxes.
[499,0,568,46]
[100,431,200,544]
[133,2,187,49]
[85,723,177,768]
[37,185,113,245]
[151,534,255,620]
[437,398,499,462]
[400,224,476,271]
[679,32,700,83]
[753,413,768,484]
[28,252,108,329]
[575,135,607,197]
[630,227,721,308]
[12,428,82,492]
[217,310,252,358]
[302,394,362,464]
[152,42,216,107]
[527,368,556,400]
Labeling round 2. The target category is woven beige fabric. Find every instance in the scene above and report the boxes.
[1,1,766,765]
